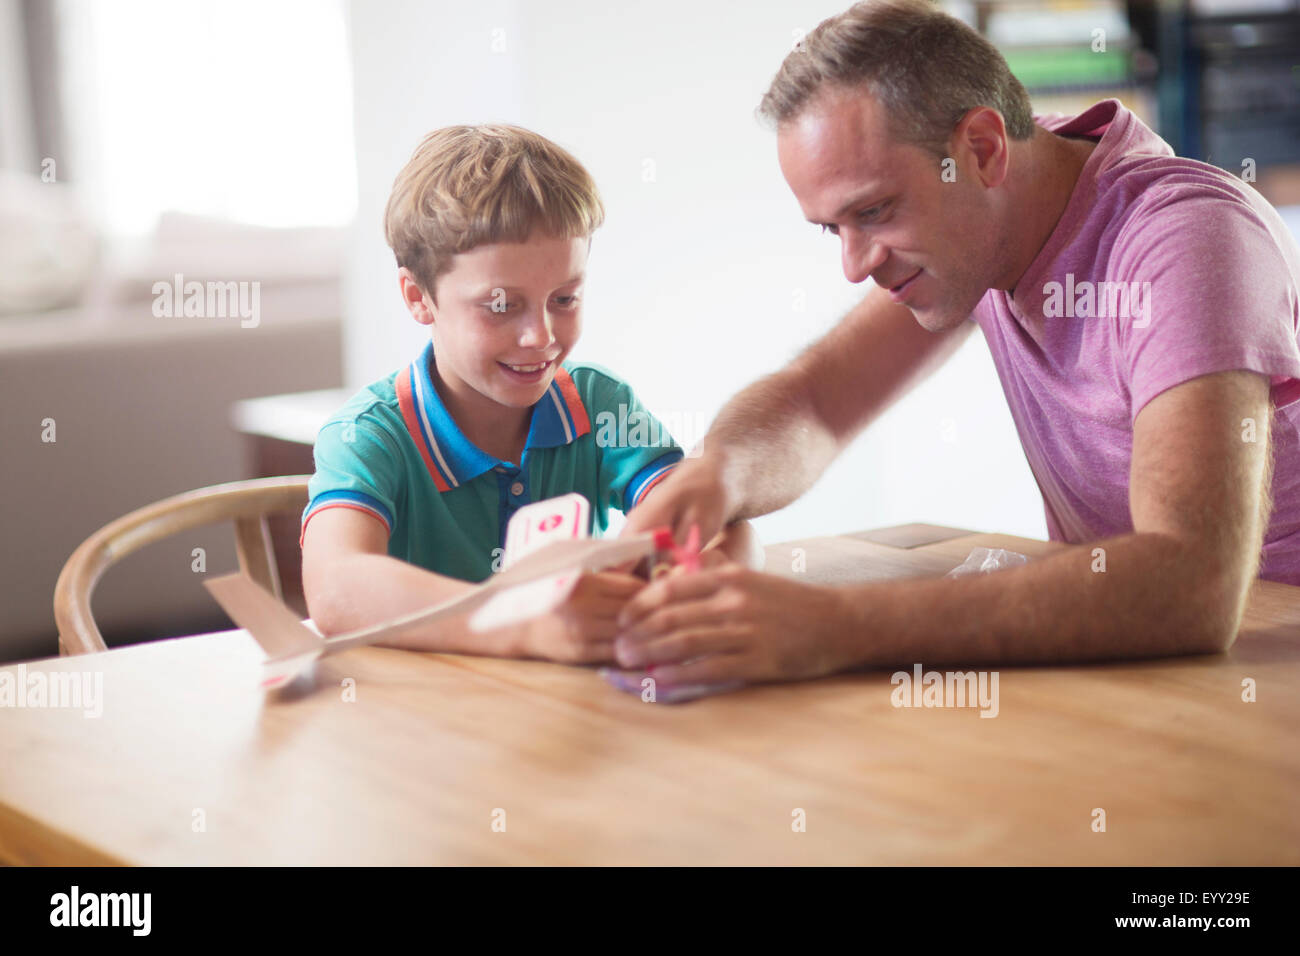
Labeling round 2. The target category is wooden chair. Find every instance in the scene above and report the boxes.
[54,475,311,656]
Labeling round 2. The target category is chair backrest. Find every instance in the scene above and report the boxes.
[54,475,311,656]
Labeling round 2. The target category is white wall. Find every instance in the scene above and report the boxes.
[0,0,35,171]
[345,0,1048,546]
[59,0,357,235]
[344,0,528,379]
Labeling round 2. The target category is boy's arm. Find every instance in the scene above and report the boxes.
[302,509,523,656]
[302,508,640,662]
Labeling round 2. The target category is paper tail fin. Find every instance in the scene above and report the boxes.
[203,573,325,658]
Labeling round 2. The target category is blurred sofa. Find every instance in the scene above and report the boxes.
[0,216,344,663]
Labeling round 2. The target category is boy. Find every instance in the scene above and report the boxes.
[300,124,759,664]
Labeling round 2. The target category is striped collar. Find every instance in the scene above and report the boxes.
[395,340,591,492]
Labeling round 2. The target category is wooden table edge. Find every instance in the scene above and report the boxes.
[0,800,128,866]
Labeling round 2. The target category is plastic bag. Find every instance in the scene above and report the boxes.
[945,546,1029,578]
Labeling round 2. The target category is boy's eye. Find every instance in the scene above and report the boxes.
[820,223,839,237]
[484,299,518,313]
[553,295,580,307]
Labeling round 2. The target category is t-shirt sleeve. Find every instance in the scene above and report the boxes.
[584,369,685,514]
[300,413,403,547]
[1115,188,1300,423]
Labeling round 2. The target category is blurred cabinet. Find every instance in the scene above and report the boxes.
[955,0,1300,203]
[1186,3,1300,187]
[232,389,349,617]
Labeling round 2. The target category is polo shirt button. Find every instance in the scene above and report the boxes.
[510,481,524,496]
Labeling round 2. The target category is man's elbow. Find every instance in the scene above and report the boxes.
[1183,574,1250,655]
[1188,614,1240,655]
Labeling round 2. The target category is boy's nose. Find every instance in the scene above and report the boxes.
[518,310,555,348]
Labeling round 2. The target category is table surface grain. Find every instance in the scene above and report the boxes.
[2,527,1297,865]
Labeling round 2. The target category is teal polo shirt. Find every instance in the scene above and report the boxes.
[301,340,683,582]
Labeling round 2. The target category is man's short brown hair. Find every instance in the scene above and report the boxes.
[384,124,605,298]
[758,0,1035,156]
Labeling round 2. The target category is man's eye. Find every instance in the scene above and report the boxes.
[859,203,886,222]
[553,295,580,307]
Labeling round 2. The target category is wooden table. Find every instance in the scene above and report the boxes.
[3,526,1297,865]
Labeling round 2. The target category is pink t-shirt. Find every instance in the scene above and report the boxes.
[973,99,1300,584]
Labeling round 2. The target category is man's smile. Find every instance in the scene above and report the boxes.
[885,268,924,302]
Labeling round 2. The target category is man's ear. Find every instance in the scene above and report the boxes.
[951,106,1010,189]
[398,267,436,327]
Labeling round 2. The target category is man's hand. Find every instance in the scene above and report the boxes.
[619,455,731,547]
[520,570,646,664]
[613,565,851,685]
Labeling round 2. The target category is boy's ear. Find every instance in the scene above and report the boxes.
[398,267,436,326]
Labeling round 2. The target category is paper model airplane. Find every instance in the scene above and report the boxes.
[204,493,697,688]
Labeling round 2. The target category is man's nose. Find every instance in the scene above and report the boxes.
[841,231,887,285]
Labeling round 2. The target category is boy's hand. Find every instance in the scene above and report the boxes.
[619,456,731,549]
[521,571,646,664]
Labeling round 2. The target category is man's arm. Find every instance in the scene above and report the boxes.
[708,519,766,570]
[615,370,1273,680]
[623,285,973,542]
[832,369,1274,666]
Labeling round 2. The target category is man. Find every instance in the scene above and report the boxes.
[612,0,1300,687]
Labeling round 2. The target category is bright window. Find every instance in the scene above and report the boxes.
[59,0,357,236]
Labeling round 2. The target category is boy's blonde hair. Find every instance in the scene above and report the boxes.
[384,124,605,299]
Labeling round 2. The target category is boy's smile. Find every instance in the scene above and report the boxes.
[399,234,587,461]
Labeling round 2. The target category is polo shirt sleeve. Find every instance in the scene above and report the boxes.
[300,412,403,547]
[583,366,685,514]
[1115,186,1300,423]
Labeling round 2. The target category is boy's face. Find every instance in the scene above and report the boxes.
[402,234,587,412]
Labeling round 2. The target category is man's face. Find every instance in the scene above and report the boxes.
[776,88,1001,331]
[424,234,586,410]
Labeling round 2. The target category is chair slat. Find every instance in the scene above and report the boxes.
[54,476,310,656]
[234,514,282,601]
